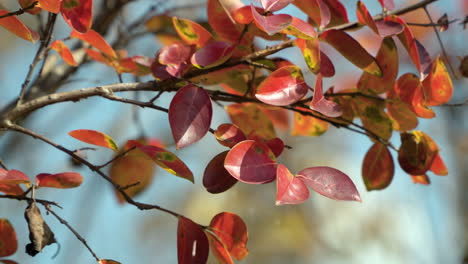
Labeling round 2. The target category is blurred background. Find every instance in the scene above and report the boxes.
[0,0,467,263]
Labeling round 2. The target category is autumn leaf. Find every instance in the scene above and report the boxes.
[68,129,118,152]
[0,169,30,185]
[203,151,238,194]
[206,232,233,264]
[191,41,235,69]
[169,84,213,149]
[276,164,310,205]
[98,260,121,264]
[226,103,276,140]
[71,29,117,58]
[50,40,77,66]
[214,124,247,148]
[362,143,394,190]
[224,140,277,184]
[291,108,329,136]
[35,172,83,189]
[0,9,39,42]
[172,17,213,47]
[0,219,17,257]
[422,55,453,106]
[296,38,320,74]
[251,4,292,35]
[398,131,438,175]
[177,217,209,264]
[310,73,342,117]
[61,0,93,33]
[38,0,61,13]
[209,212,248,260]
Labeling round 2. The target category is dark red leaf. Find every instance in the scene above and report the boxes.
[215,124,247,148]
[207,0,244,43]
[276,164,309,205]
[310,73,342,117]
[319,51,335,77]
[177,217,209,264]
[224,140,277,184]
[158,43,192,66]
[265,137,284,158]
[169,84,213,149]
[191,41,235,69]
[362,143,394,190]
[209,212,248,260]
[398,131,438,175]
[61,0,93,33]
[297,166,361,202]
[203,151,238,194]
[251,4,292,35]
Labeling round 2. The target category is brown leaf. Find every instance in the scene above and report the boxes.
[24,201,56,256]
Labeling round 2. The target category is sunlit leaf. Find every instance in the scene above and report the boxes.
[191,41,235,69]
[207,0,244,43]
[177,217,209,264]
[135,143,194,183]
[276,164,309,205]
[215,124,247,148]
[411,174,430,185]
[50,40,77,66]
[0,184,24,195]
[0,169,30,185]
[0,9,39,42]
[61,0,93,33]
[68,129,118,151]
[354,98,392,141]
[0,219,17,257]
[110,139,161,203]
[386,98,418,131]
[394,73,435,118]
[322,0,349,27]
[206,232,233,264]
[38,0,61,13]
[203,151,238,194]
[398,131,438,175]
[209,212,248,260]
[320,29,381,76]
[356,1,378,33]
[356,2,402,37]
[422,55,453,106]
[226,103,276,139]
[319,51,335,77]
[297,166,361,202]
[259,106,289,131]
[98,260,121,264]
[261,0,293,12]
[256,65,309,106]
[378,0,395,10]
[172,17,212,47]
[291,107,329,136]
[169,84,213,149]
[265,137,284,158]
[224,140,277,184]
[251,4,292,36]
[429,153,448,176]
[281,17,317,39]
[293,0,330,28]
[71,29,117,58]
[362,143,394,190]
[158,42,192,66]
[296,38,320,74]
[310,74,342,117]
[19,0,42,14]
[35,172,83,189]
[358,37,398,94]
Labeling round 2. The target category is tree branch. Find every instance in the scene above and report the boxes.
[0,1,38,19]
[0,194,62,208]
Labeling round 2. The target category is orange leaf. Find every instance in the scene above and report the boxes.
[422,55,453,106]
[68,129,118,151]
[386,99,418,132]
[61,0,93,33]
[0,9,39,42]
[411,174,430,185]
[0,169,30,185]
[50,40,77,66]
[35,172,83,189]
[172,17,212,48]
[429,153,448,176]
[291,107,329,136]
[362,143,394,190]
[0,219,18,257]
[209,212,248,260]
[19,0,42,15]
[98,260,121,264]
[206,232,234,264]
[320,29,381,76]
[38,0,61,13]
[0,184,24,195]
[71,29,117,58]
[394,73,435,119]
[226,103,276,140]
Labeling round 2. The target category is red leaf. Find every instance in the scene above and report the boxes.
[110,139,160,203]
[177,217,209,264]
[259,106,289,131]
[320,29,381,76]
[172,17,213,48]
[356,2,403,37]
[0,9,39,42]
[71,29,117,58]
[226,103,276,139]
[0,184,24,195]
[203,151,238,194]
[276,164,309,205]
[98,260,121,264]
[261,0,293,12]
[0,219,18,257]
[386,97,418,131]
[310,74,342,117]
[297,166,361,202]
[319,51,335,77]
[207,0,244,43]
[206,232,233,264]
[251,4,292,36]
[38,0,61,13]
[61,0,93,33]
[0,260,18,264]
[358,37,398,94]
[356,1,378,34]
[265,137,284,158]
[394,73,435,119]
[0,169,30,185]
[281,17,317,39]
[429,154,448,176]
[35,172,83,189]
[293,0,330,28]
[169,84,213,149]
[158,43,192,66]
[209,212,248,260]
[378,0,395,10]
[215,124,247,148]
[191,41,235,69]
[322,0,349,27]
[135,143,194,183]
[398,131,438,175]
[68,129,118,151]
[224,140,277,184]
[422,55,453,106]
[362,143,394,190]
[50,40,77,66]
[256,65,309,106]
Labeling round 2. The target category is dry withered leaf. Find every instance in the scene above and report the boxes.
[24,201,56,256]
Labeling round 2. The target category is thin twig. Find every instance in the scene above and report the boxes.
[0,1,38,19]
[120,181,141,191]
[96,146,136,169]
[423,6,457,78]
[0,194,62,208]
[406,19,459,27]
[0,158,7,170]
[44,205,101,262]
[17,13,58,105]
[326,92,386,102]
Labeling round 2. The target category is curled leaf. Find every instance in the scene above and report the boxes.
[276,164,309,205]
[310,74,342,117]
[24,202,56,256]
[251,4,292,35]
[61,0,93,33]
[214,124,247,148]
[191,41,235,69]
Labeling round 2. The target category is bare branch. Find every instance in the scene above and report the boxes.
[0,194,62,208]
[96,146,136,169]
[0,1,38,19]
